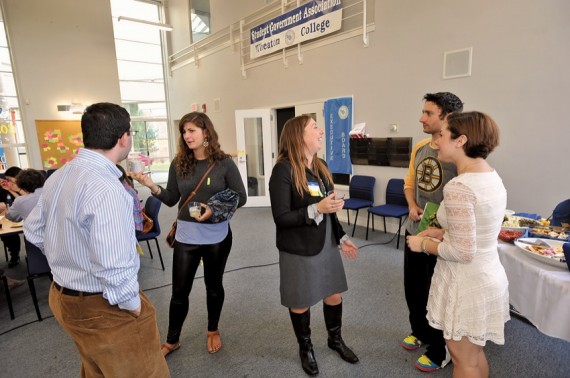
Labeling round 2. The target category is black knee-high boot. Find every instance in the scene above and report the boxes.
[323,302,359,363]
[289,309,319,376]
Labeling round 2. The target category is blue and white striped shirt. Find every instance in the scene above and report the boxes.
[24,149,141,311]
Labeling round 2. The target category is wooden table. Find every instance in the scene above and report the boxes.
[497,241,570,342]
[0,216,24,236]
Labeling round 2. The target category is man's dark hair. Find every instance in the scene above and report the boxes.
[81,103,131,150]
[423,92,464,119]
[4,166,22,178]
[15,169,46,193]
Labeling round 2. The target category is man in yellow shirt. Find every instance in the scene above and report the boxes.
[401,92,463,372]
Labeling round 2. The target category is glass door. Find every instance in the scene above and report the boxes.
[235,109,274,207]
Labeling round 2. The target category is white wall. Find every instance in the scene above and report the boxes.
[1,0,121,168]
[166,0,570,217]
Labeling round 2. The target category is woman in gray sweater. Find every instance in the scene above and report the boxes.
[132,112,246,357]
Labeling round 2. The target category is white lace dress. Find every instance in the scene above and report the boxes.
[428,171,510,346]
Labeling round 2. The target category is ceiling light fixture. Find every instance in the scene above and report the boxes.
[117,16,173,32]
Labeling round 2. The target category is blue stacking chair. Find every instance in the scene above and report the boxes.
[136,196,164,271]
[366,178,409,249]
[342,175,376,237]
[24,238,53,321]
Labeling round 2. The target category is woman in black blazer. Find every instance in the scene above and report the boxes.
[269,115,359,376]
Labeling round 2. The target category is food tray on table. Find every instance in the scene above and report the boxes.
[498,227,529,243]
[528,226,570,241]
[502,215,542,228]
[514,238,567,269]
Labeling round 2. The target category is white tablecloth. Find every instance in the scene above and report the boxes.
[498,241,570,342]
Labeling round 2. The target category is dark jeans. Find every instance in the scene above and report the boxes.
[1,234,20,261]
[403,230,446,365]
[166,228,232,344]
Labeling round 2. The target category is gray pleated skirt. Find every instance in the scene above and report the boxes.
[279,218,348,308]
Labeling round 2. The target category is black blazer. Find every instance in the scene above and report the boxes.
[269,159,346,256]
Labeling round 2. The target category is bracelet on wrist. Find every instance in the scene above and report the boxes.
[421,237,429,255]
[151,186,161,196]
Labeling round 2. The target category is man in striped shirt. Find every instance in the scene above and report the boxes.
[24,103,170,377]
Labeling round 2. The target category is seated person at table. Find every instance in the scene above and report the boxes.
[0,166,23,267]
[551,199,570,228]
[4,169,45,222]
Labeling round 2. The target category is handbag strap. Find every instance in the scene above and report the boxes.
[176,162,216,218]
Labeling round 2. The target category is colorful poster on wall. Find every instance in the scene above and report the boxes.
[324,97,352,174]
[35,120,83,169]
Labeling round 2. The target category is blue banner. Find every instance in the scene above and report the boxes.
[324,97,352,174]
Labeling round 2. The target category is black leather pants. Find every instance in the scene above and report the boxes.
[166,228,232,344]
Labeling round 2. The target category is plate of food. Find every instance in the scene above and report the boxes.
[498,227,528,243]
[514,237,567,268]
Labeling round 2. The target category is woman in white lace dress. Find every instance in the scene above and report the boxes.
[407,111,509,378]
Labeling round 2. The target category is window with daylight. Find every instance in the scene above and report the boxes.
[111,0,170,183]
[0,8,29,171]
[190,0,211,43]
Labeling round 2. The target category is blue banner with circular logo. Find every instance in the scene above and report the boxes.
[324,97,352,174]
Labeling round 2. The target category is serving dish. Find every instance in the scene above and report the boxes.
[498,227,528,243]
[502,215,541,228]
[514,238,567,269]
[528,226,569,241]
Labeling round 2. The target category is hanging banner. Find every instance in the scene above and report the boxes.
[250,0,343,59]
[324,97,352,174]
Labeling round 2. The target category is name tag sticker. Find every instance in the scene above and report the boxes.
[308,181,322,197]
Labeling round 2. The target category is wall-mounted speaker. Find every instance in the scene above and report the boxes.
[443,47,472,79]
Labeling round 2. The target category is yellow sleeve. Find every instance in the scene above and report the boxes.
[404,138,431,190]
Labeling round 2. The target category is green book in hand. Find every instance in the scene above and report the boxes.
[416,202,441,234]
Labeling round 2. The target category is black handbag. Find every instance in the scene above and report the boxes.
[165,163,216,247]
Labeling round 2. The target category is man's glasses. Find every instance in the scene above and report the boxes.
[125,129,138,137]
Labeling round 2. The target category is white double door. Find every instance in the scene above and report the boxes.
[235,103,323,207]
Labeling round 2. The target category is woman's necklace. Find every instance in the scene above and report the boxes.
[459,159,484,174]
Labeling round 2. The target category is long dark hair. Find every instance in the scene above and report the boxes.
[175,112,229,177]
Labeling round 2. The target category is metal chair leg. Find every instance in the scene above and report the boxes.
[346,209,350,225]
[396,218,402,249]
[146,240,154,259]
[154,238,165,271]
[27,277,43,321]
[366,212,371,240]
[2,274,15,320]
[351,209,360,237]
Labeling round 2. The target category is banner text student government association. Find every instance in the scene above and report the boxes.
[250,0,343,59]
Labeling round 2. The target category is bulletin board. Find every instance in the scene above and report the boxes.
[35,120,84,169]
